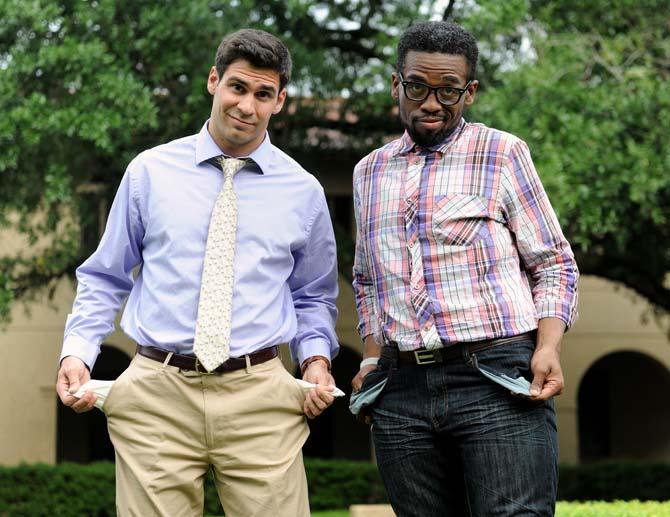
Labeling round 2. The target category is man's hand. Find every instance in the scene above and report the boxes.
[301,359,336,419]
[351,364,377,392]
[352,335,382,393]
[56,356,97,413]
[529,346,564,400]
[530,317,566,400]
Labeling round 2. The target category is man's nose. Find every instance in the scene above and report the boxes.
[237,93,255,115]
[420,91,443,113]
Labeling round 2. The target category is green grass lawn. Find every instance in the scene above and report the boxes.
[311,501,670,517]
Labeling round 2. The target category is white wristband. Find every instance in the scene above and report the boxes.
[359,357,379,369]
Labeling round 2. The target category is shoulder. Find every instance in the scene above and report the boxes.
[130,133,197,171]
[353,137,403,182]
[270,144,324,194]
[460,122,526,155]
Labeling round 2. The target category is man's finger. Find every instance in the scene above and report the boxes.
[70,391,97,413]
[314,386,335,402]
[309,390,330,409]
[535,378,563,400]
[530,371,546,397]
[303,388,335,418]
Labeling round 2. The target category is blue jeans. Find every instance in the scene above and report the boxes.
[370,339,558,517]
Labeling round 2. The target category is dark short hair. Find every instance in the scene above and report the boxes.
[215,29,292,90]
[397,21,478,80]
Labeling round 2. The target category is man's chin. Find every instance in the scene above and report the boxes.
[408,128,446,148]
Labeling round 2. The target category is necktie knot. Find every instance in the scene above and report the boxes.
[218,156,247,180]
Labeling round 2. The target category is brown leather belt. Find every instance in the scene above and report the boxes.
[136,345,279,374]
[381,332,534,367]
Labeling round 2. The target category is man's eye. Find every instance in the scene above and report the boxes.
[406,83,427,97]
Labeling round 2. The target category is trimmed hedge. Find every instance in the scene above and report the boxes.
[1,460,668,516]
[558,462,670,502]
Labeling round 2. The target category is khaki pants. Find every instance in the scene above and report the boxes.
[104,353,310,517]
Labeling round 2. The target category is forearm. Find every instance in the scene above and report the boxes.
[530,317,566,399]
[362,334,382,359]
[535,317,566,354]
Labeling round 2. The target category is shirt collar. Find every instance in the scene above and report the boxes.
[195,120,274,175]
[395,117,468,156]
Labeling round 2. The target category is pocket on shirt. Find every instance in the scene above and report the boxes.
[432,194,489,246]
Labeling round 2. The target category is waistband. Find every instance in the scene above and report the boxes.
[381,332,535,367]
[136,345,279,374]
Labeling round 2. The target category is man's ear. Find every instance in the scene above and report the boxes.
[272,88,287,114]
[464,79,478,107]
[207,66,219,95]
[391,72,400,100]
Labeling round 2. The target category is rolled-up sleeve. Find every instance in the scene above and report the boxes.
[501,140,579,328]
[352,169,380,340]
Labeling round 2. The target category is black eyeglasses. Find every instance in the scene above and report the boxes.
[398,73,472,106]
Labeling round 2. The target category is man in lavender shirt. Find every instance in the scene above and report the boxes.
[55,29,338,516]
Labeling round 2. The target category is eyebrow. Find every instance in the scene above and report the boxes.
[226,75,278,95]
[405,73,463,85]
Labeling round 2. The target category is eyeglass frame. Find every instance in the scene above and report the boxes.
[397,73,473,107]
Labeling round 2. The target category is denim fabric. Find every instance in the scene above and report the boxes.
[370,339,558,517]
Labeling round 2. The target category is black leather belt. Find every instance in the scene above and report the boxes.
[381,332,534,366]
[136,345,279,374]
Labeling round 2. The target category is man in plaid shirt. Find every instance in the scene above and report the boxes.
[351,21,578,516]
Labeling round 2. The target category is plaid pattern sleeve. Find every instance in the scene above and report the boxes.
[352,119,579,350]
[501,140,579,327]
[352,158,380,340]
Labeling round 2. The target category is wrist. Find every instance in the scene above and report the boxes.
[359,357,379,369]
[300,355,331,376]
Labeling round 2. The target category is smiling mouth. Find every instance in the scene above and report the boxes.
[228,114,254,126]
[416,118,446,129]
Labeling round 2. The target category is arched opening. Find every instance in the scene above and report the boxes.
[56,344,131,463]
[578,350,670,462]
[301,345,372,460]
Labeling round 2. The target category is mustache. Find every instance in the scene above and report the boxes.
[414,115,448,123]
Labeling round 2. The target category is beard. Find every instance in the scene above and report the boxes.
[400,112,459,148]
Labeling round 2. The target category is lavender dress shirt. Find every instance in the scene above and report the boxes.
[61,121,339,369]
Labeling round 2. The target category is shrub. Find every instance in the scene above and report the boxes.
[1,460,669,516]
[558,461,670,501]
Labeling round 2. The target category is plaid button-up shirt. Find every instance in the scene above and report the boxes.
[352,119,579,350]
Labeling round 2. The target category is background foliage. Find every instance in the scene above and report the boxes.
[1,460,669,515]
[1,0,669,320]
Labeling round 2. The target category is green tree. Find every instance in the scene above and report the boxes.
[0,0,430,322]
[1,0,669,323]
[455,0,670,314]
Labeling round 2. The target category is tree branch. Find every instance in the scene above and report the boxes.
[443,0,456,21]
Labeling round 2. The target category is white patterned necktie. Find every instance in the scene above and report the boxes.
[193,156,246,372]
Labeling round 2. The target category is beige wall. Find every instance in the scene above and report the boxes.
[1,274,669,466]
[0,274,361,465]
[557,276,670,463]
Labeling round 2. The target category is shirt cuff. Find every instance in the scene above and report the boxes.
[357,319,379,341]
[535,301,575,329]
[296,338,333,367]
[60,334,100,371]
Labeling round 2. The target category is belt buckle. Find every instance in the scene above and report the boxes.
[194,358,217,375]
[414,350,436,365]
